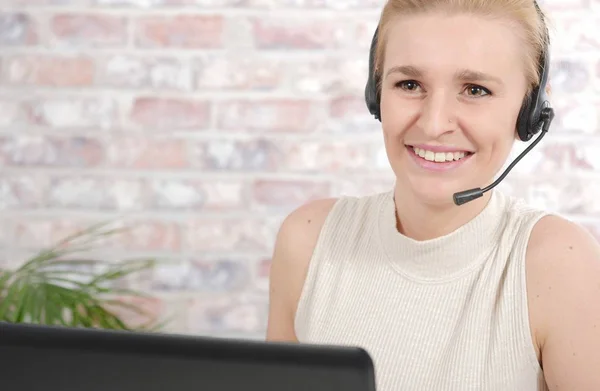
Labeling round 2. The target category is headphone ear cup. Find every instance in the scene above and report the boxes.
[516,44,551,142]
[516,0,552,142]
[365,27,381,121]
[516,93,534,141]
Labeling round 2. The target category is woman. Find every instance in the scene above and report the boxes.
[266,1,600,390]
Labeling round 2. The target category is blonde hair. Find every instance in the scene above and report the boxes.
[374,0,549,96]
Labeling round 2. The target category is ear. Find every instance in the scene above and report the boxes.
[543,72,553,99]
[545,81,552,97]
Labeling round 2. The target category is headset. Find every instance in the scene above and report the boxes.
[364,0,556,206]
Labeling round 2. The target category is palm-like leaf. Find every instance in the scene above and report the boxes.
[0,222,161,331]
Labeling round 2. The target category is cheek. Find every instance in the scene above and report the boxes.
[380,122,408,171]
[381,121,408,156]
[380,101,413,143]
[472,110,518,154]
[380,90,410,128]
[475,128,516,169]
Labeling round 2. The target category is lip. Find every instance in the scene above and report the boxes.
[406,145,473,172]
[408,144,474,153]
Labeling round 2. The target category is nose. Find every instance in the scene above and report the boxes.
[416,91,457,138]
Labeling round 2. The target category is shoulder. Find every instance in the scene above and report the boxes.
[526,214,600,323]
[273,190,386,260]
[275,197,341,263]
[266,191,386,341]
[525,214,600,388]
[265,197,340,341]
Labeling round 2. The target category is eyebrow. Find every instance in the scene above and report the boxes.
[385,65,503,85]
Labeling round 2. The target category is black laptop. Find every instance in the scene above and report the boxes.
[0,322,377,391]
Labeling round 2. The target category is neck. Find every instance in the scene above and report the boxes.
[393,184,493,241]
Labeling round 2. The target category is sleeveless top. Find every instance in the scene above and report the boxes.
[294,189,550,391]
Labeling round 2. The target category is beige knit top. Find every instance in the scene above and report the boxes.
[294,189,549,391]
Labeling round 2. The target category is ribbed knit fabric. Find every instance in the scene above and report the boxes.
[294,189,550,391]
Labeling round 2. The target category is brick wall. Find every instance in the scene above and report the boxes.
[0,0,598,339]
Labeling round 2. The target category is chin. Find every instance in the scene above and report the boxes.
[406,176,468,207]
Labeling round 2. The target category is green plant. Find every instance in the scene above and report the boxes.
[0,222,161,331]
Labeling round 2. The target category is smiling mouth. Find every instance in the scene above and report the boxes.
[407,146,474,163]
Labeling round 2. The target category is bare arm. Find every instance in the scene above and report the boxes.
[265,198,338,342]
[527,216,600,390]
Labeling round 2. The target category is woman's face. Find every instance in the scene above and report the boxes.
[379,12,530,206]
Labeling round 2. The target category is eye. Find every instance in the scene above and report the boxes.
[395,80,422,92]
[464,84,491,97]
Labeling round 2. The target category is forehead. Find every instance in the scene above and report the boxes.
[383,12,526,82]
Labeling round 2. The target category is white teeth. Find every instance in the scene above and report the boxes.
[412,147,468,162]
